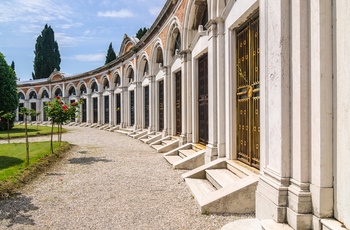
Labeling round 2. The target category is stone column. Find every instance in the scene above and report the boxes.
[216,17,225,158]
[149,75,156,132]
[256,0,291,223]
[206,20,218,163]
[309,0,333,228]
[120,87,127,128]
[97,92,102,124]
[109,90,114,126]
[86,94,92,124]
[162,66,169,136]
[184,50,193,143]
[180,52,188,145]
[287,0,312,228]
[135,82,142,130]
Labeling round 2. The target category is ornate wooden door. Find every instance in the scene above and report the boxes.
[158,80,164,131]
[198,54,209,145]
[104,96,109,124]
[144,86,149,128]
[93,97,98,123]
[236,14,260,169]
[175,72,182,135]
[130,91,135,126]
[116,94,121,125]
[82,99,87,122]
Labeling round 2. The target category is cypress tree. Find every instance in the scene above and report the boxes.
[105,42,117,65]
[33,24,61,79]
[136,27,148,40]
[0,52,18,130]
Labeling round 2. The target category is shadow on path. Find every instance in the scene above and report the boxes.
[0,194,39,228]
[68,157,112,165]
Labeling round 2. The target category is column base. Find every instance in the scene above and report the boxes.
[179,134,187,146]
[287,208,312,229]
[309,184,333,218]
[256,171,289,223]
[205,143,218,163]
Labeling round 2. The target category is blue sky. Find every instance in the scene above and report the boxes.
[0,0,166,81]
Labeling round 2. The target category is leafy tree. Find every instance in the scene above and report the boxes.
[33,24,61,79]
[1,112,14,143]
[44,96,82,153]
[0,52,18,130]
[105,42,117,65]
[136,27,148,40]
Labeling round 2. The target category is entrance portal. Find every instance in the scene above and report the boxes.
[198,54,209,145]
[175,72,182,135]
[236,14,260,169]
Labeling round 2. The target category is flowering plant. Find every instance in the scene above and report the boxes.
[44,96,82,153]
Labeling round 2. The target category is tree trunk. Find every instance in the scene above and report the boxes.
[25,116,29,166]
[7,120,10,144]
[51,120,54,154]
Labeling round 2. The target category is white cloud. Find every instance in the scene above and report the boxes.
[97,9,135,18]
[71,53,105,62]
[55,33,80,47]
[0,0,73,23]
[149,7,162,16]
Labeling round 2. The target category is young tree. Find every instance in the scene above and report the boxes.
[33,24,61,79]
[0,52,18,130]
[19,107,35,166]
[10,61,15,71]
[136,27,148,40]
[44,96,81,153]
[1,112,14,143]
[105,42,117,65]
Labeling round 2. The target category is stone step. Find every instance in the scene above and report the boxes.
[178,149,196,158]
[185,178,216,200]
[164,155,183,165]
[162,139,174,145]
[206,169,241,189]
[151,144,163,150]
[193,144,206,152]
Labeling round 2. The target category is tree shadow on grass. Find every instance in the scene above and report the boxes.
[68,157,112,165]
[0,194,39,227]
[0,156,24,170]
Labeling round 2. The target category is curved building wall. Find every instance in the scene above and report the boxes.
[15,0,350,229]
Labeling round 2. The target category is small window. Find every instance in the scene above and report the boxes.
[29,91,37,99]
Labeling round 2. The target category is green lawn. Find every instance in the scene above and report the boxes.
[0,124,66,139]
[0,141,70,182]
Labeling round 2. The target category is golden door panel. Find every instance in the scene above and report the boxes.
[236,13,260,169]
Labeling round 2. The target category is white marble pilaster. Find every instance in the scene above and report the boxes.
[180,53,188,146]
[86,94,92,124]
[163,67,169,136]
[148,75,156,132]
[216,17,225,158]
[185,50,193,143]
[287,1,312,228]
[108,90,114,126]
[309,0,333,223]
[206,20,218,163]
[256,0,291,223]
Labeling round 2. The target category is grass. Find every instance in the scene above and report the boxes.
[0,141,71,198]
[0,124,66,139]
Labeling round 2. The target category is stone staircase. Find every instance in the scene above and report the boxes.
[128,130,148,139]
[182,158,259,214]
[138,132,162,144]
[150,136,179,153]
[115,127,134,135]
[163,143,206,169]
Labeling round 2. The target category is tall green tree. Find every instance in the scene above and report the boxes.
[0,52,18,130]
[105,42,117,65]
[136,27,148,40]
[33,24,61,79]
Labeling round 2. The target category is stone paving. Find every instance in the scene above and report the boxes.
[0,126,252,229]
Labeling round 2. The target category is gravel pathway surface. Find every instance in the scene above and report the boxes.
[0,126,252,229]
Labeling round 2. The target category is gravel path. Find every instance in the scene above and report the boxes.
[0,126,252,229]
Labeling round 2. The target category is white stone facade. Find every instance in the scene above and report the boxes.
[16,0,350,229]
